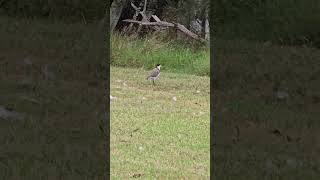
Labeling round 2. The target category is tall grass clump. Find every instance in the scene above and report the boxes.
[111,33,210,76]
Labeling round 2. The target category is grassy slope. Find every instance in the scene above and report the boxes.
[0,17,106,178]
[111,33,210,76]
[111,32,320,179]
[110,67,210,179]
[213,38,320,179]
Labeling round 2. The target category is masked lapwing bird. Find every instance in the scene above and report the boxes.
[146,64,161,85]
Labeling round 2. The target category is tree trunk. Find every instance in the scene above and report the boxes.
[110,0,126,32]
[204,9,210,41]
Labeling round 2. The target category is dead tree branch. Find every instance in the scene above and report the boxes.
[130,2,141,11]
[129,1,160,32]
[123,19,207,43]
[122,0,207,43]
[123,20,174,27]
[143,0,148,13]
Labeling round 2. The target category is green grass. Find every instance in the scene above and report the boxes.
[110,67,210,179]
[111,33,210,76]
[0,16,106,178]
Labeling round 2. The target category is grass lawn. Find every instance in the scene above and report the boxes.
[110,67,210,179]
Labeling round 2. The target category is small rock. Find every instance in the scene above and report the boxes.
[172,96,177,101]
[142,97,146,100]
[110,95,117,101]
[138,146,143,150]
[196,90,200,93]
[123,82,127,86]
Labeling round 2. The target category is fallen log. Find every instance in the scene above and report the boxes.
[122,19,207,43]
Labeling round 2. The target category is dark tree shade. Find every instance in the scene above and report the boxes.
[0,0,105,22]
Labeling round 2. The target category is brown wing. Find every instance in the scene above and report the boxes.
[147,68,160,78]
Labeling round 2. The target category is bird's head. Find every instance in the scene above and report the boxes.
[156,64,161,70]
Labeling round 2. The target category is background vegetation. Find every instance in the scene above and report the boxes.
[0,0,105,22]
[111,33,209,76]
[2,0,320,47]
[213,0,320,47]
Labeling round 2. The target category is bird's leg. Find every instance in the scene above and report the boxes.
[152,79,155,85]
